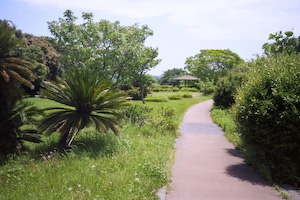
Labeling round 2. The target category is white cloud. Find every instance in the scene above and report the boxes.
[17,0,300,40]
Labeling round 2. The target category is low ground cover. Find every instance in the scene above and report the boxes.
[0,92,211,199]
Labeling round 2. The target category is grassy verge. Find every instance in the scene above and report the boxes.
[0,92,211,199]
[210,107,241,148]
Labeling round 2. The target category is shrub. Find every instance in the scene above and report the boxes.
[180,88,189,92]
[160,85,173,92]
[123,104,153,128]
[153,87,161,92]
[188,88,198,92]
[203,85,216,95]
[123,104,178,135]
[168,94,183,100]
[127,85,150,100]
[181,93,193,98]
[213,66,249,109]
[173,87,179,92]
[144,96,168,102]
[232,54,300,187]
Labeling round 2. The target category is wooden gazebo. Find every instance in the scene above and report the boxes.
[173,75,199,87]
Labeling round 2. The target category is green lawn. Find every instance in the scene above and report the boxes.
[0,92,211,199]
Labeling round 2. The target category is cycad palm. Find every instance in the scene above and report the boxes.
[0,20,38,155]
[0,20,35,107]
[39,69,129,148]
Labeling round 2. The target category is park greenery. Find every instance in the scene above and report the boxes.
[1,7,300,198]
[212,31,300,188]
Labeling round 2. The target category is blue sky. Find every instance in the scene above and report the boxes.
[1,0,300,76]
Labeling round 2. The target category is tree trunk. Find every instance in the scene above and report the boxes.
[59,132,69,149]
[140,82,145,104]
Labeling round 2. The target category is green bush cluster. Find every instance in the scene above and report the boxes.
[180,87,198,92]
[232,54,300,186]
[126,85,151,100]
[197,78,215,95]
[123,104,178,135]
[173,87,180,92]
[181,93,193,98]
[144,96,168,102]
[168,94,183,100]
[153,85,198,93]
[213,66,249,109]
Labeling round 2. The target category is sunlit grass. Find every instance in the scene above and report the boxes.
[0,92,211,199]
[210,106,241,148]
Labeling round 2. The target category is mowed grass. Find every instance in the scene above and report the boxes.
[0,92,211,199]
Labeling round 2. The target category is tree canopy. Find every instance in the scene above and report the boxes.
[184,49,244,81]
[48,10,159,84]
[159,68,187,85]
[262,31,300,55]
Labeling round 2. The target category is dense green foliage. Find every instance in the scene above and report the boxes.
[263,31,300,55]
[12,34,62,86]
[48,10,159,84]
[39,68,129,148]
[232,54,300,186]
[0,20,39,155]
[185,49,244,81]
[213,65,249,108]
[159,68,187,85]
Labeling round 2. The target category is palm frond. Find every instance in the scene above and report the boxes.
[39,68,128,147]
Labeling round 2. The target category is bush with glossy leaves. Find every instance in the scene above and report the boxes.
[232,54,300,187]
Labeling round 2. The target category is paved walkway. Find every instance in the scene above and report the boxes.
[165,100,281,200]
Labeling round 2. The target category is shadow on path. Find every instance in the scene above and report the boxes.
[225,163,270,186]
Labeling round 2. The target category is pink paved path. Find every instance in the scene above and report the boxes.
[166,100,281,200]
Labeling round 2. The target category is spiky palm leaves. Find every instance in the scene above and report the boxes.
[0,20,38,155]
[0,101,43,155]
[39,69,129,148]
[0,20,35,107]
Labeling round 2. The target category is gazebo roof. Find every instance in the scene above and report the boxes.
[173,75,199,81]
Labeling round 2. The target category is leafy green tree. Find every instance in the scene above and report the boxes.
[159,68,187,85]
[11,34,62,93]
[39,68,129,148]
[48,10,155,84]
[262,31,300,55]
[128,46,161,104]
[185,49,244,81]
[126,74,156,101]
[0,20,41,155]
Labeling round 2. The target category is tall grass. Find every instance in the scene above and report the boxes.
[210,107,241,148]
[0,93,211,199]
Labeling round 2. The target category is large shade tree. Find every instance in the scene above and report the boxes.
[184,49,244,81]
[48,10,155,84]
[39,68,129,148]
